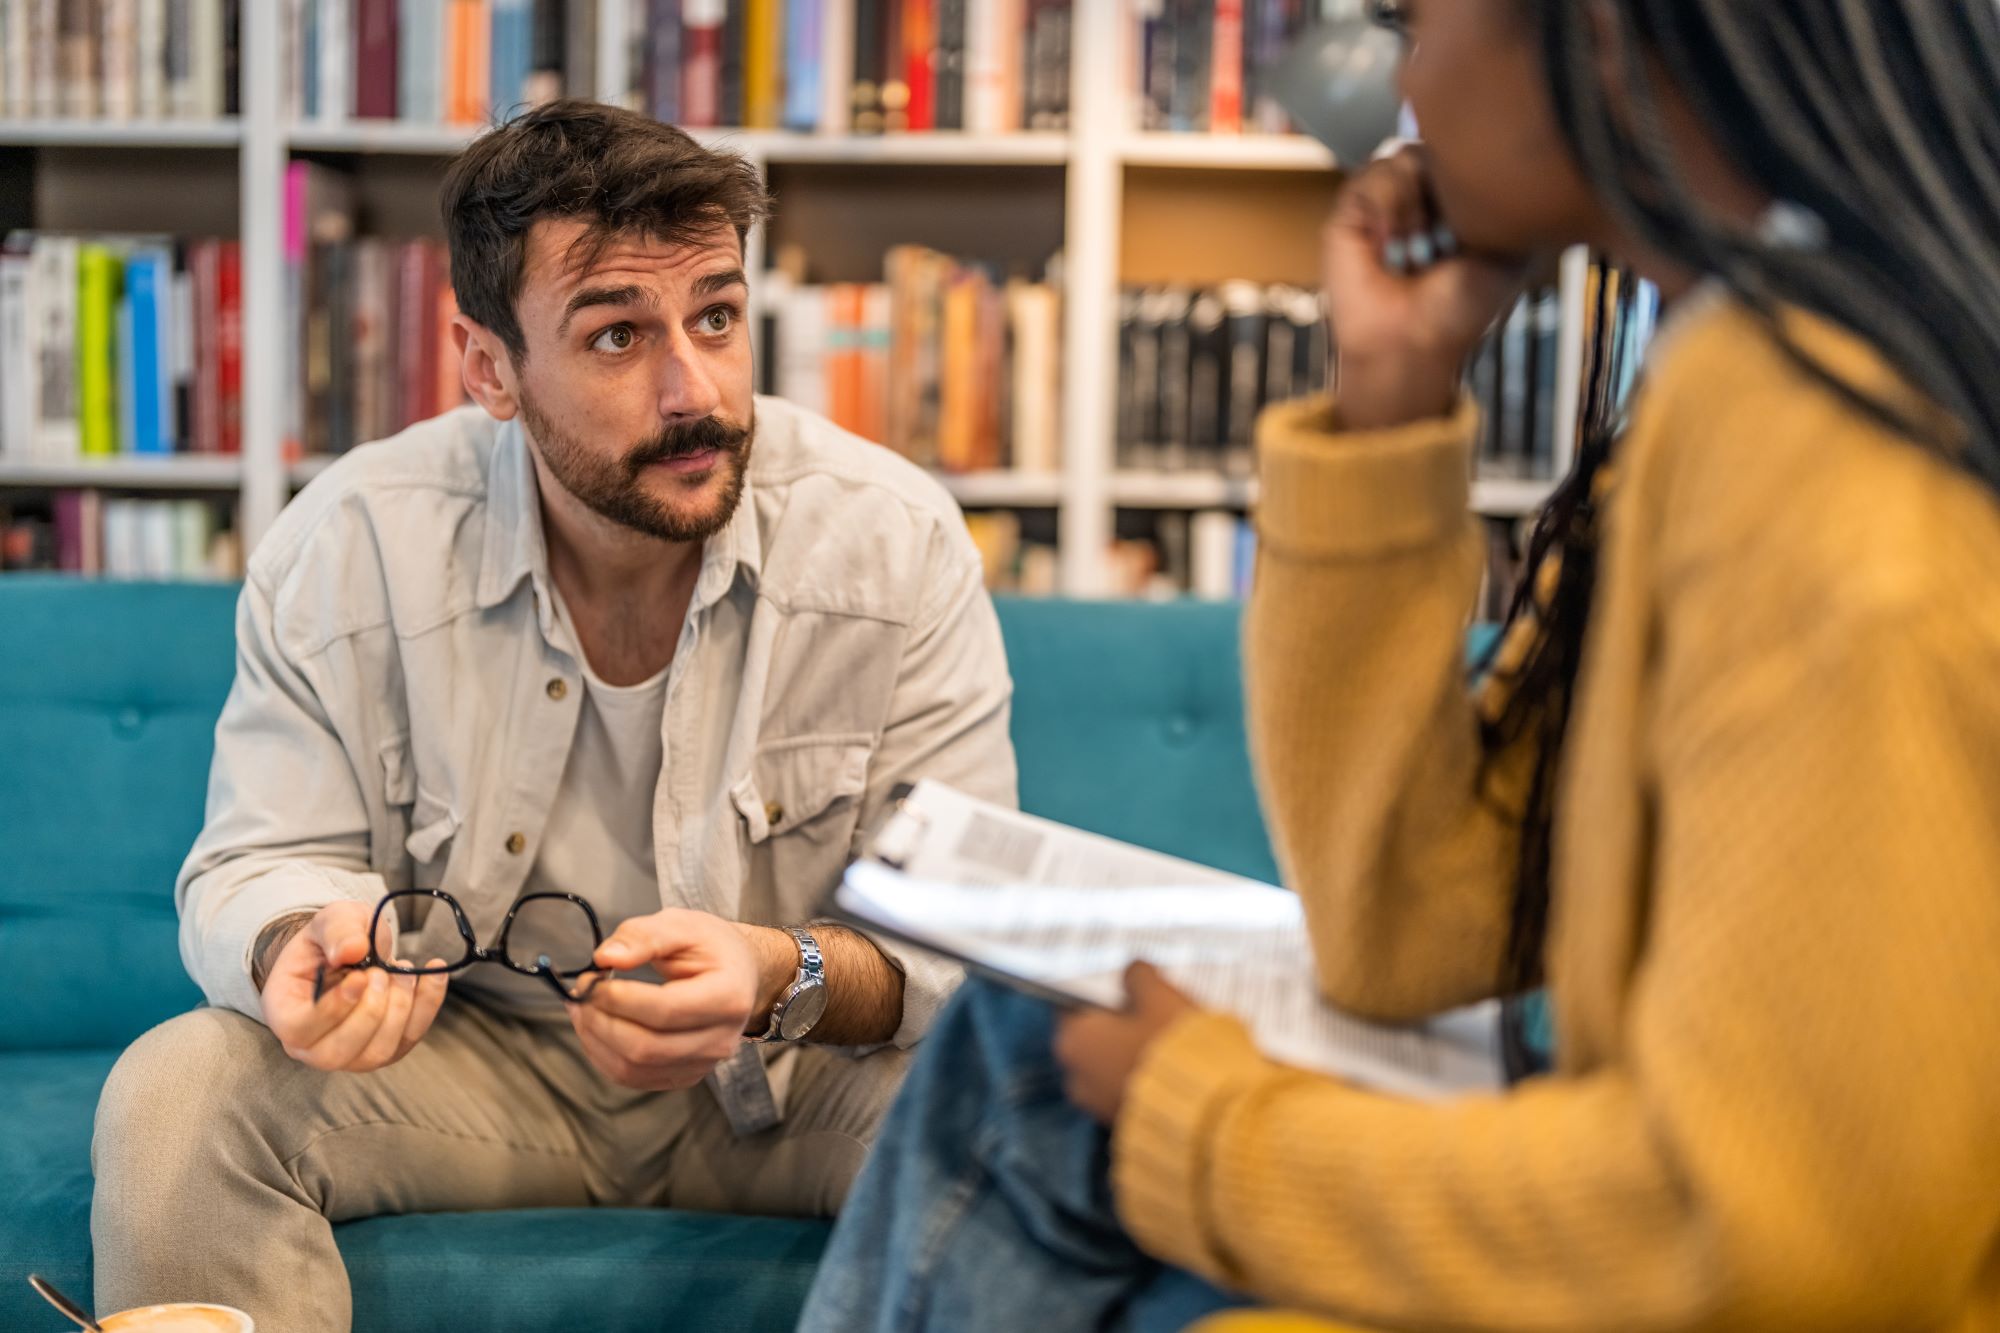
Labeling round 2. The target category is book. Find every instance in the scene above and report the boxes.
[837,782,1505,1097]
[849,0,884,133]
[100,0,138,119]
[58,0,96,118]
[1006,277,1059,474]
[29,0,59,119]
[490,0,532,117]
[445,0,490,123]
[718,0,745,126]
[816,0,850,132]
[399,0,444,123]
[742,0,780,128]
[681,0,721,126]
[135,0,164,115]
[643,0,680,122]
[29,236,80,462]
[900,0,932,132]
[123,246,170,453]
[527,0,564,104]
[1023,0,1067,131]
[354,0,398,118]
[562,0,595,101]
[316,0,349,118]
[876,0,905,131]
[0,241,31,459]
[1208,0,1242,134]
[781,0,820,131]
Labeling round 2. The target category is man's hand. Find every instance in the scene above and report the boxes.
[258,900,450,1074]
[1053,962,1202,1126]
[566,908,774,1092]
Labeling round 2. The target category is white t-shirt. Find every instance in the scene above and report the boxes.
[455,650,669,1018]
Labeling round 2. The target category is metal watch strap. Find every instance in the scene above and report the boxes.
[748,927,824,1044]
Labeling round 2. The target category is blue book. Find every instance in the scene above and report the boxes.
[783,0,821,131]
[302,0,321,117]
[491,0,533,119]
[400,0,443,124]
[126,251,169,454]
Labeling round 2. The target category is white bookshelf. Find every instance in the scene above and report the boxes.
[0,118,243,148]
[0,456,246,489]
[5,2,1585,595]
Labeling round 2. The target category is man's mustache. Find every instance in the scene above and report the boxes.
[626,416,751,472]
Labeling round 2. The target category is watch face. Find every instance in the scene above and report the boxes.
[778,982,830,1041]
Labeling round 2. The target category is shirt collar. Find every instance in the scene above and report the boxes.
[476,415,763,634]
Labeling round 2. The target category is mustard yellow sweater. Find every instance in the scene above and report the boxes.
[1112,293,2000,1332]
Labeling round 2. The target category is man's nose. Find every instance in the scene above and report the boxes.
[655,325,724,422]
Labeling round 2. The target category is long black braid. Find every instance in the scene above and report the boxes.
[1485,1,2000,1076]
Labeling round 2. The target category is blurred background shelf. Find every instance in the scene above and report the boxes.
[0,119,243,148]
[0,458,246,490]
[1112,472,1559,518]
[1117,132,1337,172]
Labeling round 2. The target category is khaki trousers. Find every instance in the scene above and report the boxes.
[90,998,908,1333]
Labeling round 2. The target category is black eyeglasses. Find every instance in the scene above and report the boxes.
[314,889,609,1003]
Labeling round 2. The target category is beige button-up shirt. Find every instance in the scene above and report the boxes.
[177,396,1017,1062]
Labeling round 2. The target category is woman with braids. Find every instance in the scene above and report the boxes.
[796,1,2000,1329]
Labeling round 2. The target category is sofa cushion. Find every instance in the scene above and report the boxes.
[0,1049,829,1332]
[0,579,232,1051]
[994,599,1279,885]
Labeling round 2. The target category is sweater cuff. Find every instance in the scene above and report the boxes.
[1112,1011,1276,1285]
[1255,395,1480,560]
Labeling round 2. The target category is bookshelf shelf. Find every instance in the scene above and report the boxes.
[0,119,243,149]
[941,471,1064,508]
[1117,132,1338,172]
[284,121,1071,166]
[289,455,336,486]
[1111,471,1558,519]
[0,457,246,489]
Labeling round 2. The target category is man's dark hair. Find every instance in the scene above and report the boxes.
[440,99,772,361]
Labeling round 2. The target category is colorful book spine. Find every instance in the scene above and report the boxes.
[318,0,350,118]
[490,0,532,116]
[1209,0,1242,134]
[354,0,398,117]
[743,0,780,129]
[76,245,120,457]
[817,0,850,132]
[900,0,932,131]
[681,0,723,127]
[446,0,490,123]
[217,239,241,455]
[125,248,169,453]
[781,0,820,131]
[399,0,442,123]
[645,0,681,122]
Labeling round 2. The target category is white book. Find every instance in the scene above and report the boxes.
[28,0,57,118]
[318,0,349,121]
[837,783,1506,1099]
[399,0,443,124]
[818,0,853,134]
[1006,279,1060,474]
[136,498,172,577]
[172,498,212,577]
[1190,510,1238,601]
[774,279,829,418]
[28,236,79,463]
[593,0,625,104]
[99,0,138,118]
[0,247,32,458]
[189,0,222,117]
[0,0,18,118]
[135,0,166,117]
[103,498,139,577]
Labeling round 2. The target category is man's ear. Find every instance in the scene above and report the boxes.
[453,315,521,421]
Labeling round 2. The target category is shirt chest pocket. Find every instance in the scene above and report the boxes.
[729,737,873,922]
[380,736,459,891]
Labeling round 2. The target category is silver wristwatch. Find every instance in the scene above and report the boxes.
[747,927,827,1044]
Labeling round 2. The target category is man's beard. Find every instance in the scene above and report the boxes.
[522,397,753,544]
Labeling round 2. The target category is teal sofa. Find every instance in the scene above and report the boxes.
[0,578,1278,1332]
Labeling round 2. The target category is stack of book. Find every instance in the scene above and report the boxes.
[1131,0,1324,135]
[0,0,238,121]
[0,231,244,461]
[286,162,467,458]
[0,491,240,577]
[1106,509,1254,600]
[623,0,1072,133]
[964,509,1058,595]
[761,245,1062,474]
[288,0,593,122]
[1116,279,1327,476]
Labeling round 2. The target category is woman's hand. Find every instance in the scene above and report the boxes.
[1053,963,1203,1125]
[1326,142,1531,430]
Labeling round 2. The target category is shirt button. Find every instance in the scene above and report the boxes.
[765,801,785,827]
[505,832,526,856]
[546,678,568,701]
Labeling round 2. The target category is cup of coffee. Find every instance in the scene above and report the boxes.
[96,1305,253,1332]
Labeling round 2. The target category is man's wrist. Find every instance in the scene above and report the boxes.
[250,911,317,994]
[738,923,804,1034]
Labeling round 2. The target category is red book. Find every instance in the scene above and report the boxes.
[355,0,401,119]
[396,241,426,429]
[218,242,243,455]
[903,0,935,132]
[682,0,724,127]
[1210,0,1243,135]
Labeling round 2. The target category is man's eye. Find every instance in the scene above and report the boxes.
[701,306,736,335]
[592,325,636,353]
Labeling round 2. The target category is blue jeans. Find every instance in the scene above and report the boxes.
[798,979,1248,1333]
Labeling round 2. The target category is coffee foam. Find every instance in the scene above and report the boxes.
[99,1304,252,1332]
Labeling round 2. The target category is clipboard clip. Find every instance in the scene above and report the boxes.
[859,781,930,871]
